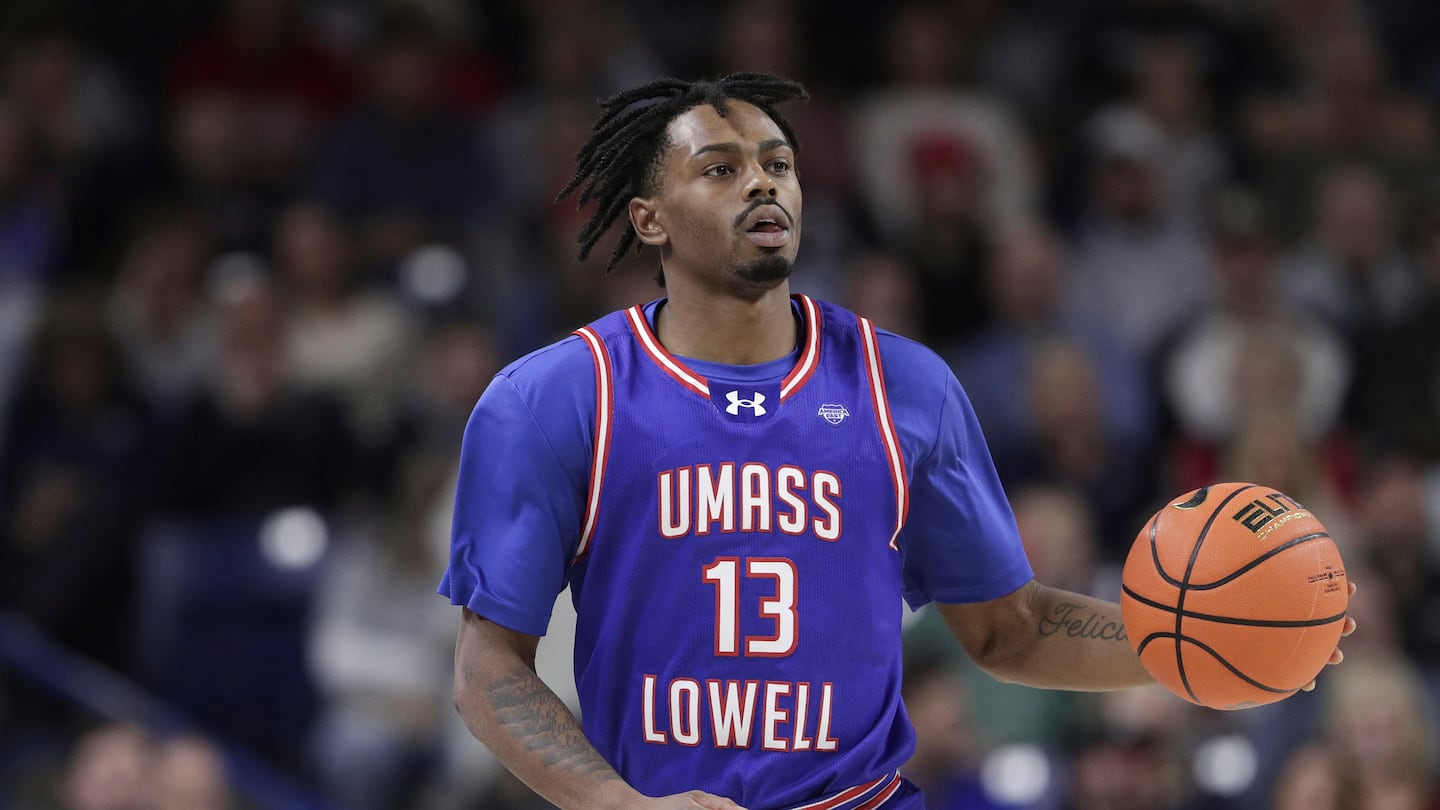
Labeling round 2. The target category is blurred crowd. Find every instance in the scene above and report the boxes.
[1,0,1439,808]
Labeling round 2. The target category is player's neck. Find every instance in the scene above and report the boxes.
[654,284,797,365]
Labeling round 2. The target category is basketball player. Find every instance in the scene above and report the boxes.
[439,74,1351,810]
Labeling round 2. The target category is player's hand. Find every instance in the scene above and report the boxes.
[1300,580,1358,693]
[646,790,748,810]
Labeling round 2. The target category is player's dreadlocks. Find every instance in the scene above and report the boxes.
[557,73,809,275]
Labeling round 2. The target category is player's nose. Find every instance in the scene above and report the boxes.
[744,162,777,199]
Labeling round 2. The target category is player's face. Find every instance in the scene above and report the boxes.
[639,101,803,294]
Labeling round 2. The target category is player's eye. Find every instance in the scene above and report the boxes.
[704,164,734,177]
[770,160,791,174]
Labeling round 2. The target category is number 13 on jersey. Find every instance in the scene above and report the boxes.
[703,556,798,657]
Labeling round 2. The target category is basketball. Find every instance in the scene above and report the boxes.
[1120,482,1349,710]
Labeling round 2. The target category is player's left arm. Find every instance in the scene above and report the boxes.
[937,581,1148,690]
[937,579,1356,691]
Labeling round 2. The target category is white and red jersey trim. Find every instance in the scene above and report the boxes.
[858,317,909,550]
[625,294,823,403]
[572,327,614,561]
[625,306,709,397]
[780,294,822,400]
[786,771,903,810]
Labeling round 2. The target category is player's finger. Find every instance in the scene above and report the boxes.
[1301,679,1316,692]
[1348,581,1357,598]
[1342,616,1357,637]
[687,790,748,810]
[1327,646,1344,666]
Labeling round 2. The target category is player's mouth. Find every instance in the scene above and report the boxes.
[739,205,792,249]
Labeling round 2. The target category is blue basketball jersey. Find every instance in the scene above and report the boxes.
[567,295,916,807]
[440,293,1034,810]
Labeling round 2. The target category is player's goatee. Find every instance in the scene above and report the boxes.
[737,254,793,284]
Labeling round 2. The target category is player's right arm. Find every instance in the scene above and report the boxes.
[453,609,745,810]
[441,341,744,810]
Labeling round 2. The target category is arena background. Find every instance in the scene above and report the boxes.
[1,0,1438,808]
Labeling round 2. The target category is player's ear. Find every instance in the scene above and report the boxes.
[630,197,668,246]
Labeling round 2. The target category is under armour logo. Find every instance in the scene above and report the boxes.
[817,404,849,425]
[725,390,767,416]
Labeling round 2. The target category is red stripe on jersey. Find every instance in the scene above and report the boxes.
[626,306,710,397]
[573,327,614,560]
[859,317,909,550]
[788,771,899,810]
[854,774,902,809]
[780,294,822,401]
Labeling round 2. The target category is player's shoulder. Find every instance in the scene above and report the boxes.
[495,332,596,403]
[871,327,951,380]
[809,296,955,397]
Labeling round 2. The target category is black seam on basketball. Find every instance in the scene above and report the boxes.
[1136,632,1294,694]
[1149,511,1185,587]
[1185,533,1333,590]
[1123,585,1347,627]
[1173,484,1257,705]
[1135,631,1169,655]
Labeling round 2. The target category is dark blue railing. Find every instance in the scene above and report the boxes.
[0,611,338,810]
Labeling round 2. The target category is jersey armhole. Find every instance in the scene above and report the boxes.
[571,327,614,561]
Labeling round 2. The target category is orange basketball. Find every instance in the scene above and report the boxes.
[1120,482,1349,710]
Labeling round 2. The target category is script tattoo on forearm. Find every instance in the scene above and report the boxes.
[1038,602,1128,642]
[487,670,621,782]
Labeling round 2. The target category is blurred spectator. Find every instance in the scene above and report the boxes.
[1275,164,1425,348]
[850,2,1038,240]
[848,2,1038,342]
[1160,191,1352,495]
[171,0,351,185]
[0,4,146,272]
[275,201,418,440]
[949,220,1155,525]
[307,7,489,269]
[161,90,280,253]
[1245,14,1436,239]
[1349,210,1440,460]
[147,735,235,810]
[1269,743,1357,810]
[900,656,1008,810]
[1,7,143,171]
[0,291,158,672]
[1323,654,1440,810]
[1011,485,1106,598]
[1344,453,1440,672]
[0,100,54,439]
[0,98,62,287]
[1062,106,1214,361]
[1063,729,1191,810]
[0,95,61,285]
[304,321,495,810]
[1066,685,1200,810]
[106,205,219,415]
[59,724,152,810]
[164,274,354,516]
[1128,36,1233,228]
[1001,339,1156,556]
[842,252,922,339]
[473,2,666,351]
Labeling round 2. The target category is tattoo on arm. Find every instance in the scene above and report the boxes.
[1037,602,1128,642]
[487,670,622,782]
